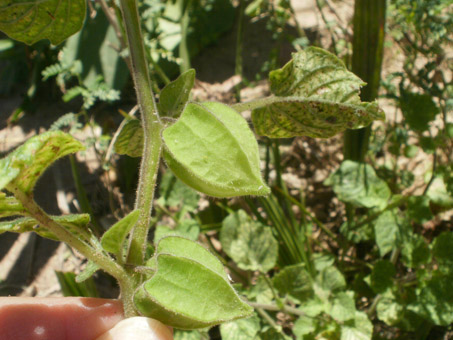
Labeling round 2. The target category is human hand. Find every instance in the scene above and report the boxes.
[0,297,173,340]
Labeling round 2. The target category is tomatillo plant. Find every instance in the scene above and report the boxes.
[0,0,384,330]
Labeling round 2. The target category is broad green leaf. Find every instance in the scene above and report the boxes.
[408,272,453,326]
[248,276,273,304]
[407,196,433,224]
[220,313,261,340]
[251,47,384,138]
[341,311,373,340]
[293,315,316,338]
[75,260,100,283]
[426,177,453,210]
[174,330,210,340]
[401,234,431,269]
[376,295,403,326]
[272,264,313,303]
[220,210,278,272]
[0,0,86,45]
[101,210,140,256]
[0,192,25,218]
[400,91,439,132]
[134,254,253,329]
[329,291,356,322]
[432,232,453,270]
[157,171,199,211]
[324,160,391,210]
[317,266,346,293]
[374,208,413,258]
[340,220,374,243]
[298,297,328,317]
[156,236,227,280]
[158,69,195,118]
[163,102,270,198]
[114,119,144,158]
[260,329,292,340]
[0,131,84,193]
[370,260,395,294]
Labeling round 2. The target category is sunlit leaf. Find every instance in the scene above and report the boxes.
[220,313,261,340]
[329,292,356,322]
[340,311,373,340]
[0,131,84,194]
[114,119,144,158]
[324,160,391,210]
[158,69,195,118]
[163,102,270,197]
[272,264,313,303]
[251,47,384,138]
[220,210,278,272]
[0,0,86,45]
[101,210,140,256]
[154,220,200,243]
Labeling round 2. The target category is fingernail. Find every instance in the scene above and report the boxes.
[95,316,173,340]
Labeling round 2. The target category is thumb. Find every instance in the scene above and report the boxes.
[95,317,173,340]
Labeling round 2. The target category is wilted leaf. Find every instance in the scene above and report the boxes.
[251,47,384,138]
[163,102,270,197]
[114,119,144,158]
[0,0,86,45]
[272,264,313,303]
[220,210,278,272]
[324,160,391,210]
[0,192,25,218]
[220,313,261,340]
[158,69,195,118]
[101,210,140,256]
[0,131,84,194]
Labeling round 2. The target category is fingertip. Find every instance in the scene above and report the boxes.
[95,317,173,340]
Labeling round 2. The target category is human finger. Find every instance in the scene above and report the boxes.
[95,316,173,340]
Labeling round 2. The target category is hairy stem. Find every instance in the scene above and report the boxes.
[119,0,163,266]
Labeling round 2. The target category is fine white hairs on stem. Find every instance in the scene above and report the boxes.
[95,317,173,340]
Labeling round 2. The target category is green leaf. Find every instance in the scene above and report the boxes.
[220,210,278,272]
[220,313,261,340]
[0,192,25,218]
[154,220,200,244]
[370,260,395,294]
[432,232,453,270]
[0,216,58,240]
[324,161,391,210]
[251,47,384,139]
[114,119,144,158]
[317,266,346,293]
[157,171,199,211]
[158,69,195,118]
[401,234,431,269]
[341,311,373,340]
[407,196,433,224]
[298,297,328,317]
[293,315,316,338]
[0,0,86,45]
[329,291,356,322]
[101,210,140,256]
[163,102,270,198]
[408,272,453,326]
[0,131,84,193]
[174,330,210,340]
[134,254,253,329]
[55,271,98,298]
[75,260,100,283]
[272,264,313,303]
[400,91,439,132]
[260,329,292,340]
[373,210,408,257]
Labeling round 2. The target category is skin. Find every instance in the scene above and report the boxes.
[0,297,124,340]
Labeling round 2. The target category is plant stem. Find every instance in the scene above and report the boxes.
[232,96,277,112]
[248,301,307,317]
[118,0,163,266]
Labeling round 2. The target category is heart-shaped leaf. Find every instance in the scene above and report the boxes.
[0,192,26,218]
[163,102,270,198]
[0,0,86,45]
[114,119,144,158]
[0,131,84,194]
[134,236,252,329]
[158,69,195,118]
[251,47,385,138]
[220,210,278,272]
